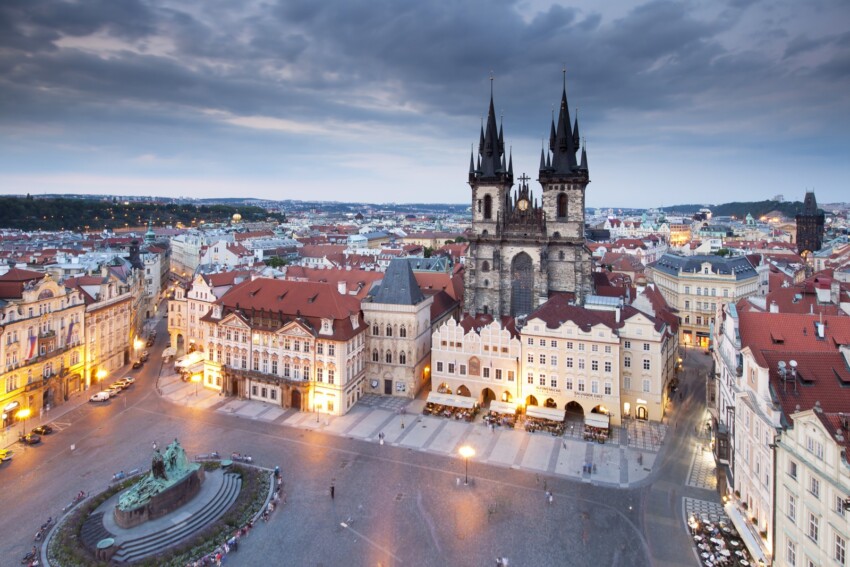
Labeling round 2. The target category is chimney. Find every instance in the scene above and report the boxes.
[615,307,621,324]
[337,281,347,295]
[769,301,779,313]
[831,281,840,305]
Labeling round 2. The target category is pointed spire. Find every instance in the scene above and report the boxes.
[579,138,588,171]
[548,70,578,174]
[539,138,546,170]
[469,145,475,175]
[477,72,509,180]
[572,107,580,150]
[508,148,513,176]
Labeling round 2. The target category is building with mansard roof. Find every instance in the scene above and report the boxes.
[464,74,592,318]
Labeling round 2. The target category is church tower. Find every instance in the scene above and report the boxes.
[795,190,825,255]
[464,75,592,319]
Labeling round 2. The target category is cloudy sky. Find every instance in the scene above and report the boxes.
[1,0,848,207]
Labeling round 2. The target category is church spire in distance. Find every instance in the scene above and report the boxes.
[470,72,512,184]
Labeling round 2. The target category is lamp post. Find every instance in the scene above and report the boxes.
[16,408,31,437]
[458,445,475,486]
[191,373,201,396]
[96,369,107,391]
[134,338,144,361]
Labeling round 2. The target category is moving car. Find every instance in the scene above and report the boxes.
[32,424,54,435]
[132,360,143,369]
[19,432,41,445]
[0,449,13,462]
[89,391,111,402]
[141,351,149,362]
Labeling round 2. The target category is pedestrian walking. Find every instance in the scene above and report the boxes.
[562,440,567,450]
[330,483,335,499]
[152,441,157,451]
[548,493,554,505]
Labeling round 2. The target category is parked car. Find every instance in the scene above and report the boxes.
[89,391,111,402]
[141,351,149,362]
[119,376,136,386]
[0,449,13,462]
[19,432,41,445]
[132,360,143,369]
[106,385,123,396]
[32,424,54,435]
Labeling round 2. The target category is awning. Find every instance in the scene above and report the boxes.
[426,392,475,409]
[585,413,610,429]
[175,351,204,367]
[723,502,769,566]
[488,400,517,415]
[526,405,566,422]
[161,347,176,358]
[3,401,20,413]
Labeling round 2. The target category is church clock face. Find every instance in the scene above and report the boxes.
[517,198,529,211]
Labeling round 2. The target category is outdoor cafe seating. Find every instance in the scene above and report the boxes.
[422,392,479,422]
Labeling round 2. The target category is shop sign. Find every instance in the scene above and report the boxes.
[574,392,603,401]
[3,401,19,413]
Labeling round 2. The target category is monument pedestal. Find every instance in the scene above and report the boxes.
[114,468,205,529]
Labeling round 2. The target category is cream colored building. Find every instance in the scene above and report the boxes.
[430,316,521,405]
[649,253,760,348]
[177,276,367,416]
[0,269,86,428]
[430,291,677,425]
[361,260,434,398]
[775,408,850,567]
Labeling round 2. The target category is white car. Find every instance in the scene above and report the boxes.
[117,376,135,387]
[89,391,111,402]
[0,449,13,462]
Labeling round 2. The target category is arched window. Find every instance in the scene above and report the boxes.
[483,305,489,315]
[484,279,489,287]
[372,323,379,335]
[372,349,379,362]
[510,252,534,317]
[399,326,407,338]
[481,261,490,272]
[399,351,407,365]
[386,325,393,337]
[483,194,492,219]
[557,193,568,218]
[558,251,565,260]
[385,351,393,364]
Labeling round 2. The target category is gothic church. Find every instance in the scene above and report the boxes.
[464,76,593,318]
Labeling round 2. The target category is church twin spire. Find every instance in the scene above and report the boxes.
[470,71,587,186]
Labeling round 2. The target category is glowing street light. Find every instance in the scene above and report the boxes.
[96,369,107,390]
[16,408,31,436]
[191,373,202,396]
[458,445,475,486]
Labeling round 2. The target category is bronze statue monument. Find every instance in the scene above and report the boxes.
[114,439,205,528]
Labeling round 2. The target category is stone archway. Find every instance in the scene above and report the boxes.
[566,401,584,415]
[291,389,303,411]
[481,388,496,406]
[525,395,539,407]
[544,398,557,408]
[501,391,513,403]
[457,385,471,397]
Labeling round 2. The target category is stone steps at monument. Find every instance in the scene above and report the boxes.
[80,512,111,549]
[111,472,242,563]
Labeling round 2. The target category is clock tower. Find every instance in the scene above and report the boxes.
[464,75,593,318]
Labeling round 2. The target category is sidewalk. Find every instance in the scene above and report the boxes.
[160,375,676,488]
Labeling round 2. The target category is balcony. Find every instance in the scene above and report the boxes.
[226,367,309,387]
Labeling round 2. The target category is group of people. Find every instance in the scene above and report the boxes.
[184,465,284,567]
[422,402,479,422]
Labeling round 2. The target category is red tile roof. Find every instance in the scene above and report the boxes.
[459,313,519,338]
[739,311,850,370]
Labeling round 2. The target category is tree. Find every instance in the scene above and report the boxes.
[715,248,731,257]
[264,256,287,268]
[423,246,434,258]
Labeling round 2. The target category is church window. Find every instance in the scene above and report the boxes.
[372,349,379,362]
[484,194,492,219]
[510,252,534,317]
[386,325,393,337]
[484,279,489,287]
[557,193,568,218]
[399,351,407,365]
[373,323,379,335]
[481,261,490,272]
[559,251,565,260]
[386,351,392,364]
[399,326,407,338]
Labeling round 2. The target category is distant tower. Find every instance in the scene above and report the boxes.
[144,217,156,244]
[795,190,824,255]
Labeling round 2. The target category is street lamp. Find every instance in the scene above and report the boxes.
[16,408,31,437]
[134,338,144,359]
[191,373,201,396]
[96,369,107,391]
[458,445,475,486]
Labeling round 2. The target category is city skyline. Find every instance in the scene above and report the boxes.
[1,0,849,206]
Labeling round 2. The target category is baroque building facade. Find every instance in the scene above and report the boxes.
[464,76,592,318]
[0,269,86,428]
